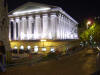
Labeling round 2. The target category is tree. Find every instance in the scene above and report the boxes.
[79,19,100,46]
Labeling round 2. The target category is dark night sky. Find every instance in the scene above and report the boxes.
[7,0,100,22]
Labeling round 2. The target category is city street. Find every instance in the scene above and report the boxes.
[0,48,97,75]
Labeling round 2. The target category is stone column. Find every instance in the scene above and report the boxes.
[21,16,27,40]
[27,16,32,40]
[13,18,16,40]
[42,14,49,39]
[61,14,63,40]
[18,17,21,40]
[48,14,52,39]
[67,19,71,39]
[34,15,41,40]
[20,17,23,40]
[50,13,57,39]
[63,16,66,40]
[62,15,65,40]
[38,15,42,39]
[32,16,35,40]
[58,14,62,39]
[15,17,20,40]
[25,16,28,40]
[65,17,68,39]
[55,13,60,40]
[9,18,13,40]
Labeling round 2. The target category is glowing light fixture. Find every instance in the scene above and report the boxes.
[27,46,31,50]
[34,46,38,52]
[13,8,51,15]
[86,19,94,29]
[41,39,46,42]
[50,48,55,52]
[42,47,46,51]
[20,45,24,50]
[87,21,92,25]
[14,46,17,49]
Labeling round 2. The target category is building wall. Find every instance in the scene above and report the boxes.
[10,40,80,54]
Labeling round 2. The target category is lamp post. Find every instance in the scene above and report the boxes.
[86,20,92,29]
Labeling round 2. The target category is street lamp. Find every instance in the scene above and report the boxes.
[87,20,92,29]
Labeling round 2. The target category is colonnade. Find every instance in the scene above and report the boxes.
[9,12,78,40]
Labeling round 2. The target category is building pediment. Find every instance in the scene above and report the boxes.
[9,2,57,16]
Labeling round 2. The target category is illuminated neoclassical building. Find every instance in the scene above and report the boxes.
[8,2,79,54]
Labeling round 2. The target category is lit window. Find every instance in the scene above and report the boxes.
[50,48,55,52]
[34,46,38,52]
[20,45,24,50]
[42,47,46,51]
[27,46,31,50]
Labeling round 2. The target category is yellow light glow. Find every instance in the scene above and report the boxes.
[9,39,12,41]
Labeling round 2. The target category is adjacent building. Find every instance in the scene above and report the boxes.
[0,0,11,62]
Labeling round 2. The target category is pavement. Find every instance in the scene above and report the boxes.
[0,48,97,75]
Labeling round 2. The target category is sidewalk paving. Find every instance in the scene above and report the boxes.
[0,48,97,75]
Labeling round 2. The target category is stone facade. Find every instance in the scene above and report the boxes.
[0,0,11,62]
[9,2,78,41]
[8,2,79,54]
